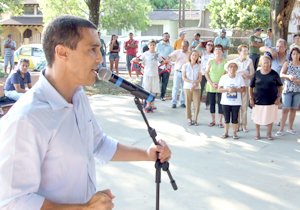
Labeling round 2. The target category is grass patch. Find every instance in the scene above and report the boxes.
[0,56,3,62]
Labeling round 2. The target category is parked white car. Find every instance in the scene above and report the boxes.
[106,36,162,69]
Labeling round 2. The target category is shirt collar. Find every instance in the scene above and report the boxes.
[36,70,83,110]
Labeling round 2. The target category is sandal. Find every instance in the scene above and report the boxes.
[267,136,274,140]
[208,122,215,127]
[277,122,281,126]
[218,124,224,128]
[254,136,260,140]
[242,127,249,133]
[275,131,284,137]
[221,134,229,139]
[236,128,240,132]
[152,106,157,110]
[233,135,239,140]
[193,121,199,126]
[187,121,194,126]
[286,129,298,135]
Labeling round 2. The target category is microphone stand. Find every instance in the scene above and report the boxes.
[133,97,178,210]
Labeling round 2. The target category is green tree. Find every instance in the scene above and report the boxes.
[38,0,152,32]
[207,0,270,30]
[0,0,24,35]
[149,0,178,9]
[0,0,24,16]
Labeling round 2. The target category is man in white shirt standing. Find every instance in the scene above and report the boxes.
[168,41,190,108]
[0,15,171,210]
[3,34,16,77]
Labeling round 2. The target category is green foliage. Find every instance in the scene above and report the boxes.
[149,0,195,10]
[38,0,88,23]
[0,0,24,16]
[207,0,270,30]
[38,0,152,32]
[99,0,152,31]
[149,0,178,9]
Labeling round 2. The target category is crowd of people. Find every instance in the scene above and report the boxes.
[127,28,300,140]
[3,26,300,138]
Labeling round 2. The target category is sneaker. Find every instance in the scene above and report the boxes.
[128,77,133,81]
[161,97,166,101]
[135,77,140,81]
[180,104,186,108]
[171,104,176,108]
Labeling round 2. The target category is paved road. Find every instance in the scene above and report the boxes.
[89,94,300,210]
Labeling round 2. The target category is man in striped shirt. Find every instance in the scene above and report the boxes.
[3,34,16,77]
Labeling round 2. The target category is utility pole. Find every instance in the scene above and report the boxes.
[179,0,182,28]
[182,0,185,27]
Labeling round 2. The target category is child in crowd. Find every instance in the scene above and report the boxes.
[132,39,167,113]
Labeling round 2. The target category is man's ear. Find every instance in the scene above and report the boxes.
[55,45,68,62]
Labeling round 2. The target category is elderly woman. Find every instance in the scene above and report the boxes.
[205,44,226,128]
[182,50,202,125]
[276,47,300,136]
[218,60,245,139]
[233,45,255,133]
[3,58,32,100]
[196,40,215,110]
[249,56,283,140]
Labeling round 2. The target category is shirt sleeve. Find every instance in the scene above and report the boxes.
[139,53,146,61]
[0,116,48,209]
[169,50,176,60]
[227,38,231,47]
[3,40,8,47]
[173,40,177,48]
[11,73,21,85]
[157,53,163,63]
[240,75,246,87]
[125,41,128,47]
[27,72,32,84]
[250,71,256,87]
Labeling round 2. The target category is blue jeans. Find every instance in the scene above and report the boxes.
[171,70,185,105]
[282,92,300,109]
[249,53,260,71]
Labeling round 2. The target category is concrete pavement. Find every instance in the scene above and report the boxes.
[89,95,300,210]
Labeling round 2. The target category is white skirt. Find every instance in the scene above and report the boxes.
[143,76,160,93]
[251,104,278,125]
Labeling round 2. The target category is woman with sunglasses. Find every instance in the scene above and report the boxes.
[196,40,215,110]
[3,58,32,100]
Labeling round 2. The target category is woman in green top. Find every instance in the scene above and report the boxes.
[205,44,227,128]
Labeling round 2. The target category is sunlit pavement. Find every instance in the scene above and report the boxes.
[89,95,300,210]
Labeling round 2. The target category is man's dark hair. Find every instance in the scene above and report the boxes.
[195,33,201,37]
[129,32,133,35]
[163,32,169,36]
[294,33,300,38]
[182,40,189,46]
[42,15,97,67]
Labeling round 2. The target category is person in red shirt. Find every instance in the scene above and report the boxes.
[125,33,139,80]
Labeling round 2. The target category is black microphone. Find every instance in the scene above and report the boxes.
[97,67,155,102]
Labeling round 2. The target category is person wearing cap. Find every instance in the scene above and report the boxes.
[249,27,264,71]
[214,29,231,59]
[173,31,187,50]
[3,34,16,77]
[218,60,245,139]
[98,31,106,69]
[264,28,272,48]
[289,33,300,50]
[191,33,204,51]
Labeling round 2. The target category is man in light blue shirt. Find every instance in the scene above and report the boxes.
[0,15,171,210]
[3,34,16,77]
[214,29,231,59]
[264,28,272,48]
[155,32,174,101]
[191,33,204,51]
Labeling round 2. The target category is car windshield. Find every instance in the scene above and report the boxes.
[33,48,45,57]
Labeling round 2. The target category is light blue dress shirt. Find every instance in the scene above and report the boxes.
[0,71,118,209]
[214,36,231,59]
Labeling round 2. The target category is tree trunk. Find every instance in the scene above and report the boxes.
[270,0,296,45]
[85,0,100,28]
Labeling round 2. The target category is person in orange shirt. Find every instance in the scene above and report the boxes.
[173,31,187,50]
